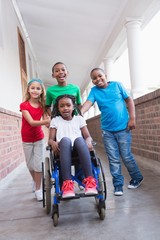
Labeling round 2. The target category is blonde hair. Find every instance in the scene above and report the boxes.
[24,79,46,111]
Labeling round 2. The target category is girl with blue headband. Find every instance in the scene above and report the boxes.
[20,79,50,201]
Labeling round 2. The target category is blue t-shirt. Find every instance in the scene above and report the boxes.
[87,81,130,131]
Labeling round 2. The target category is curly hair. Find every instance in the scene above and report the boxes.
[52,94,82,118]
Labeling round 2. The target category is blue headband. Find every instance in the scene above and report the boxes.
[28,79,43,86]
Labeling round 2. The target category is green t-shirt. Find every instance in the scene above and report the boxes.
[46,84,82,106]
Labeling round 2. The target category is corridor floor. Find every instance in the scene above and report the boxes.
[0,147,160,240]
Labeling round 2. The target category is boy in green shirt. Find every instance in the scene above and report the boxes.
[46,62,82,116]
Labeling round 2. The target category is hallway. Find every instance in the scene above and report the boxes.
[0,147,160,240]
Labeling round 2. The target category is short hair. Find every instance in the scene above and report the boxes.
[90,67,105,77]
[52,62,67,73]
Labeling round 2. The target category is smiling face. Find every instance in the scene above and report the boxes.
[52,63,69,86]
[58,97,74,120]
[90,69,108,88]
[28,81,43,99]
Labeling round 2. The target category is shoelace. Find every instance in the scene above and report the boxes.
[83,177,97,188]
[62,180,74,191]
[130,179,138,185]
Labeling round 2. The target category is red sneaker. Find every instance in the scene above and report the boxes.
[83,176,98,195]
[61,180,75,198]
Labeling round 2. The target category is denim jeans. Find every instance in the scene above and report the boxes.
[102,129,143,187]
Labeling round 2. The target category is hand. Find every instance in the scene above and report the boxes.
[85,139,94,151]
[127,118,136,130]
[51,141,60,156]
[43,114,51,127]
[46,115,51,124]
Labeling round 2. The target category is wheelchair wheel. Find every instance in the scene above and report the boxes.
[42,162,45,208]
[95,157,106,220]
[52,204,59,227]
[45,157,52,214]
[53,213,58,226]
[97,157,107,200]
[99,207,105,220]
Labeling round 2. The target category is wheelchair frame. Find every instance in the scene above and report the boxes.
[42,146,107,226]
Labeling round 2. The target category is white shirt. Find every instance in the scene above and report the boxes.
[50,115,86,146]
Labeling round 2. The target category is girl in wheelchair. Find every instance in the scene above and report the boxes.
[48,94,98,198]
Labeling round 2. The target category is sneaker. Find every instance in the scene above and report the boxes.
[128,178,143,189]
[35,189,43,201]
[114,186,123,196]
[62,180,75,198]
[83,176,98,195]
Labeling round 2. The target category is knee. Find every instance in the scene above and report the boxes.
[74,137,86,147]
[59,137,72,148]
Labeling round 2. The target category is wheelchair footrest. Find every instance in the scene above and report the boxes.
[79,193,98,198]
[57,192,98,201]
[57,193,80,201]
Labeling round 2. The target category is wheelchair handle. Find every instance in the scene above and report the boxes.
[46,145,52,151]
[92,141,97,146]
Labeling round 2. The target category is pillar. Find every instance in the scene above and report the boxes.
[103,58,114,81]
[125,18,147,98]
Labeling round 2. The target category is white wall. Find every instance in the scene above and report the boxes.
[0,0,38,113]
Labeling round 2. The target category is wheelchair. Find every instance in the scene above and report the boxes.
[42,145,107,226]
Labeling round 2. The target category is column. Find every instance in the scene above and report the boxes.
[103,58,114,81]
[0,0,3,49]
[125,18,147,98]
[82,90,88,119]
[86,82,94,118]
[82,91,87,104]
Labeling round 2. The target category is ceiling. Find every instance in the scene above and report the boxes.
[13,0,160,92]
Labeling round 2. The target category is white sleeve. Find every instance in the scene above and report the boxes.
[50,117,58,129]
[79,116,87,128]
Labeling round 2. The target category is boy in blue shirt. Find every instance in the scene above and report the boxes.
[81,67,143,196]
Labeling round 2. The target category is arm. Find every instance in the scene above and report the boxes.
[45,88,53,116]
[22,110,50,127]
[77,104,82,110]
[45,106,52,116]
[42,112,51,128]
[48,128,60,155]
[125,96,136,130]
[81,126,93,151]
[81,100,93,115]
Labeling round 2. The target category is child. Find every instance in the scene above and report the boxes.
[46,62,83,184]
[48,94,97,198]
[20,79,50,201]
[45,62,82,116]
[81,68,143,196]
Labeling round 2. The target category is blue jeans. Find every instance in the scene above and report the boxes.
[102,129,143,187]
